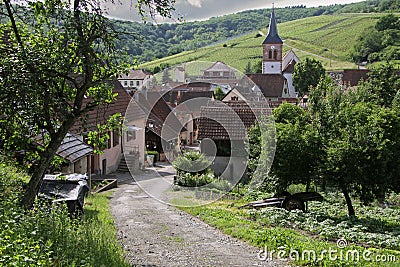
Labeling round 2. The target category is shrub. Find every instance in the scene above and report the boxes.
[173,151,211,176]
[176,172,215,187]
[173,151,214,187]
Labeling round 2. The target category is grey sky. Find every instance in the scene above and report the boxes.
[106,0,366,22]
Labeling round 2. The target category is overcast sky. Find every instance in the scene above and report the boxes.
[106,0,366,22]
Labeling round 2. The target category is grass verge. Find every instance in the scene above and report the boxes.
[175,198,400,266]
[0,162,129,267]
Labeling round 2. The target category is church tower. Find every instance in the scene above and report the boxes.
[262,5,283,74]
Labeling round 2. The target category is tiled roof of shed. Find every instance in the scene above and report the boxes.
[198,100,272,141]
[35,133,93,163]
[56,133,93,163]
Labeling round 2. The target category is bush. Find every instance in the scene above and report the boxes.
[176,172,215,187]
[173,151,211,176]
[173,151,214,187]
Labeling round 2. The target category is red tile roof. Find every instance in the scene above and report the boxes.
[136,91,186,141]
[70,80,131,134]
[342,69,369,86]
[118,69,152,80]
[246,74,286,97]
[198,100,272,141]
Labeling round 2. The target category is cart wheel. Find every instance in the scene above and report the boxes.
[282,197,305,212]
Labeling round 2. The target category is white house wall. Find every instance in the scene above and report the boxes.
[100,144,121,175]
[124,119,146,166]
[283,73,297,97]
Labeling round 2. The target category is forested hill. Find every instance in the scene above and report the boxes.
[113,6,321,63]
[113,0,400,64]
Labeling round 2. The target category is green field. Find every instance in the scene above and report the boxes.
[140,13,383,72]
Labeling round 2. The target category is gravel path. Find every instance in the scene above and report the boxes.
[109,165,287,267]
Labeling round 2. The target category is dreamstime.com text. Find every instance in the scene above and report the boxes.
[257,238,398,263]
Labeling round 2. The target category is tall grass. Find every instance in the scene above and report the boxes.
[0,162,128,267]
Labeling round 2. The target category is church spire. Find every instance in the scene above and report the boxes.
[263,4,283,44]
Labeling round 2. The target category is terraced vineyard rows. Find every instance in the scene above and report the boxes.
[140,14,383,72]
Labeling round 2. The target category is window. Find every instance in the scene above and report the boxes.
[113,128,120,147]
[130,81,134,86]
[124,81,127,86]
[269,50,272,59]
[136,81,140,86]
[127,130,136,141]
[274,50,278,60]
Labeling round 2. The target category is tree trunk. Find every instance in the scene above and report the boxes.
[22,153,55,209]
[22,127,71,209]
[341,186,355,217]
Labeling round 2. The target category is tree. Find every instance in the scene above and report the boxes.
[292,57,326,96]
[253,60,263,74]
[376,13,400,32]
[213,86,225,100]
[358,63,400,107]
[308,71,400,216]
[349,14,400,63]
[246,117,276,190]
[0,0,176,209]
[272,101,306,124]
[349,27,383,63]
[268,103,323,193]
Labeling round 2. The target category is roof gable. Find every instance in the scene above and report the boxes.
[119,69,152,80]
[204,61,235,72]
[282,50,300,72]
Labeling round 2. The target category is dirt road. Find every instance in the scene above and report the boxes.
[109,165,286,267]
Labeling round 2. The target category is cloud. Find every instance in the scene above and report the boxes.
[187,0,203,8]
[105,0,366,22]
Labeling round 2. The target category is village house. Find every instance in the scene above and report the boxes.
[198,100,271,180]
[162,83,214,145]
[70,80,133,175]
[134,91,185,162]
[118,69,152,95]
